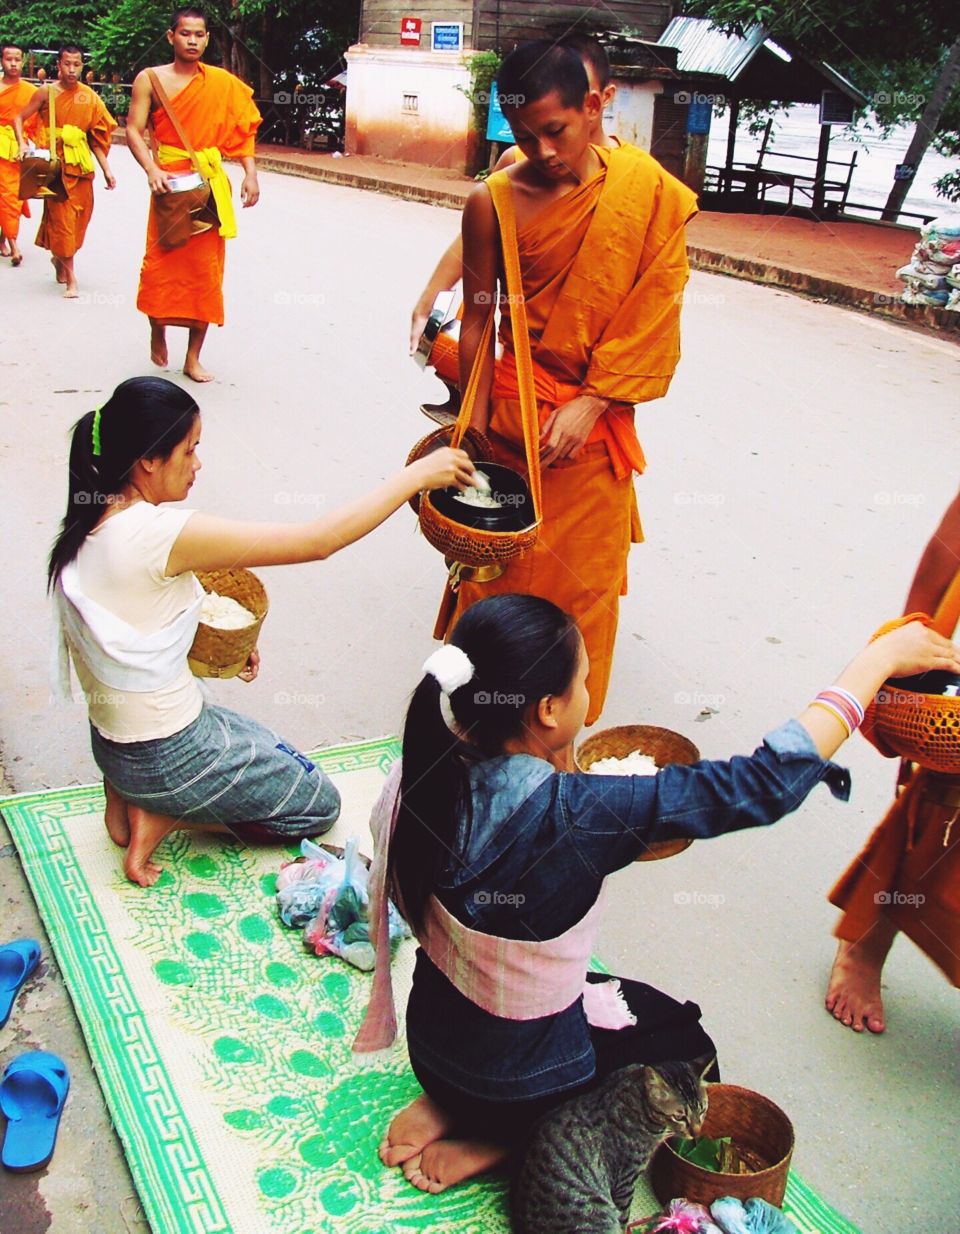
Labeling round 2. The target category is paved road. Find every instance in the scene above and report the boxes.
[1,148,958,1232]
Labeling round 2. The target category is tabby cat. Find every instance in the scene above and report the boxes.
[511,1056,712,1234]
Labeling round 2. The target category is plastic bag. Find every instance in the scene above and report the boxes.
[710,1197,799,1234]
[279,837,409,971]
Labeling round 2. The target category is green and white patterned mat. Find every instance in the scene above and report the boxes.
[1,737,859,1234]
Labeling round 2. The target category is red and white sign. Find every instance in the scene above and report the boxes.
[400,17,422,46]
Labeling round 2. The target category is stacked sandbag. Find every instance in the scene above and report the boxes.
[896,216,960,309]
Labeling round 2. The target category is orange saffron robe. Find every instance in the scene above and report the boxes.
[0,79,38,239]
[440,145,698,723]
[34,85,115,259]
[136,63,261,328]
[829,588,960,986]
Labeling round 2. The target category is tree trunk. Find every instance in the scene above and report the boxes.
[881,35,960,222]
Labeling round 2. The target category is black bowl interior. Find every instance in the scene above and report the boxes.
[886,670,960,697]
[431,461,534,533]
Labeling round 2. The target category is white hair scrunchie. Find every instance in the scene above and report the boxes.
[423,644,475,695]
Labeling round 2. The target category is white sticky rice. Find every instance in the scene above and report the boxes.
[200,590,256,630]
[587,751,659,776]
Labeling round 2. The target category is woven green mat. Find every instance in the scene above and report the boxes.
[1,737,859,1234]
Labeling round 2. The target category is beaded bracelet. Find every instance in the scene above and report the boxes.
[811,687,865,737]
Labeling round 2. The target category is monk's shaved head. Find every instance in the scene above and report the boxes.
[558,33,610,90]
[58,44,83,61]
[2,41,24,56]
[171,5,208,31]
[498,42,589,112]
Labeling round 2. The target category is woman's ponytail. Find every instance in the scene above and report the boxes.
[47,408,111,591]
[389,673,470,933]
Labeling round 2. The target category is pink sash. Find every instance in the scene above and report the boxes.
[352,760,636,1053]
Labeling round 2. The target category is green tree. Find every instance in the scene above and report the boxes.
[681,0,960,204]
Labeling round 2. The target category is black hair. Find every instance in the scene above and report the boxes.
[58,44,82,61]
[558,32,611,90]
[170,6,208,31]
[48,376,200,590]
[1,42,24,56]
[497,41,589,113]
[389,594,582,932]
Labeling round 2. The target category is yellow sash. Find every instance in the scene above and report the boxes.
[60,123,94,174]
[157,142,237,238]
[0,124,17,160]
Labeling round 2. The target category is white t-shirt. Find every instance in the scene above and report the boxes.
[69,502,204,742]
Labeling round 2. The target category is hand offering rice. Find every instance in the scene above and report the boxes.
[587,750,659,776]
[200,589,256,630]
[453,470,501,509]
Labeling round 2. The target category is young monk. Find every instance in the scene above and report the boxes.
[409,32,618,356]
[126,6,261,382]
[0,43,38,266]
[362,594,958,1193]
[435,42,697,725]
[826,489,960,1033]
[14,45,116,297]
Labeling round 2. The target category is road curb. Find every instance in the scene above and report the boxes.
[686,245,959,336]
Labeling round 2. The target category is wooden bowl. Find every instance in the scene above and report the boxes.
[576,724,700,861]
[650,1083,794,1206]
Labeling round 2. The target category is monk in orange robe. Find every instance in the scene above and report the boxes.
[15,46,116,296]
[440,41,696,723]
[0,43,39,265]
[126,7,261,382]
[826,490,960,1033]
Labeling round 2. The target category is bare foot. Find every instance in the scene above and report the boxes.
[184,358,214,383]
[62,283,79,299]
[150,323,168,367]
[50,256,66,284]
[402,1139,508,1194]
[124,805,184,887]
[0,239,10,257]
[380,1094,454,1167]
[103,780,131,847]
[825,930,894,1033]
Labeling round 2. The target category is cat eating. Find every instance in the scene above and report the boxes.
[511,1056,713,1234]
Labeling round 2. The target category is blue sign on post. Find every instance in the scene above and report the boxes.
[486,80,515,143]
[431,22,463,52]
[686,99,713,135]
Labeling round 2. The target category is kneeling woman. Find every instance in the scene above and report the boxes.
[49,376,476,887]
[363,593,959,1193]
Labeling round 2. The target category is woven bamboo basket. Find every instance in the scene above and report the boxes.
[406,425,495,515]
[576,725,700,861]
[650,1083,794,1207]
[187,568,268,679]
[865,680,960,774]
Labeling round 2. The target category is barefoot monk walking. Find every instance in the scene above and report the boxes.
[126,6,261,382]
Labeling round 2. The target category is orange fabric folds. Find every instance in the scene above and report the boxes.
[136,64,261,327]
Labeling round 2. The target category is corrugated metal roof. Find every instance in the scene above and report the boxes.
[657,15,867,103]
[658,16,766,81]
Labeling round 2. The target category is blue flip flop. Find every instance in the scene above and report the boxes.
[0,1050,70,1172]
[0,939,41,1028]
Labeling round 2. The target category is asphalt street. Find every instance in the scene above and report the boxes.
[1,147,958,1231]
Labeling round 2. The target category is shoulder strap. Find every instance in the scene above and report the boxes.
[485,170,542,520]
[47,84,56,156]
[147,69,201,175]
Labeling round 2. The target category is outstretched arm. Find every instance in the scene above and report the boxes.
[165,449,477,575]
[410,234,462,353]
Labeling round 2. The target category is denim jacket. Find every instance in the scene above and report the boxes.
[405,720,850,1102]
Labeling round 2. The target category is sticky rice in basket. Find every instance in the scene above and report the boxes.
[188,568,268,679]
